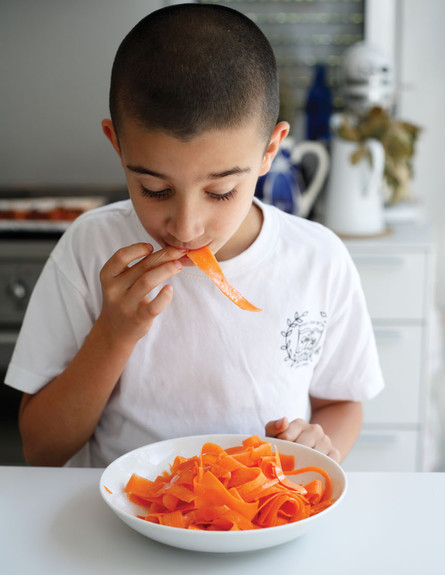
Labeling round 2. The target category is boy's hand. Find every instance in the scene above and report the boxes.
[265,417,341,462]
[98,243,185,343]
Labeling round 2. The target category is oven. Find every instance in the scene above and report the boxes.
[0,188,127,464]
[0,236,59,464]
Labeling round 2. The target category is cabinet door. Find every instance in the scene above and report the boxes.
[342,429,418,471]
[364,325,423,425]
[351,253,426,320]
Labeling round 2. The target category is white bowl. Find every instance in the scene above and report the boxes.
[100,434,347,553]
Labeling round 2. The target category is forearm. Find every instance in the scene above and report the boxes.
[310,399,363,462]
[19,316,137,466]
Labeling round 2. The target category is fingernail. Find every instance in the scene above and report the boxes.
[174,260,182,270]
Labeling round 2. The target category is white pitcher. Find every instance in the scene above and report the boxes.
[291,141,330,218]
[324,116,385,236]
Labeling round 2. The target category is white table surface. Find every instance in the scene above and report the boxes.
[1,466,444,575]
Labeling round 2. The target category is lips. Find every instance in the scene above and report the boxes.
[166,242,210,252]
[180,246,209,267]
[163,242,213,266]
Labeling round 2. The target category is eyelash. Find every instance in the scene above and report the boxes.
[139,186,237,202]
[209,189,237,202]
[140,186,170,200]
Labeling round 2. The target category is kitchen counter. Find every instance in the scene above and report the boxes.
[1,466,443,574]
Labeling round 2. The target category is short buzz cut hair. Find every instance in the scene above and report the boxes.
[109,3,279,142]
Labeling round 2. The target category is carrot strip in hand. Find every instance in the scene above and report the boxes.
[123,435,335,531]
[187,246,261,312]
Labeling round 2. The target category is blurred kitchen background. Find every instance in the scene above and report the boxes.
[1,0,444,471]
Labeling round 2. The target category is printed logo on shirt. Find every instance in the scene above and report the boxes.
[280,311,327,368]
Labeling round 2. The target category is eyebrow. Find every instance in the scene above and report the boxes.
[126,165,251,180]
[208,167,251,179]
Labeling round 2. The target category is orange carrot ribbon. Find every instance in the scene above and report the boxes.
[124,435,334,531]
[187,246,261,312]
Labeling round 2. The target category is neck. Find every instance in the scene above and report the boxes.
[216,201,263,261]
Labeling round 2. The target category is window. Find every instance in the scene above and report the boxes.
[200,0,365,122]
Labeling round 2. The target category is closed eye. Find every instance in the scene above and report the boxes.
[140,186,171,200]
[207,189,237,202]
[139,185,237,202]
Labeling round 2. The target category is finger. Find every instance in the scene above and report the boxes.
[292,423,325,448]
[265,417,289,438]
[128,259,182,302]
[312,433,333,455]
[289,424,334,458]
[140,284,175,320]
[117,246,186,290]
[101,243,153,280]
[327,447,341,463]
[144,246,187,269]
[275,418,307,442]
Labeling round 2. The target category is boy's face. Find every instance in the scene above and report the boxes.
[102,117,288,262]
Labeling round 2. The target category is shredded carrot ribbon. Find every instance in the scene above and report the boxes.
[187,246,262,312]
[123,436,335,531]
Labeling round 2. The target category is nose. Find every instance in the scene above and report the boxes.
[166,197,205,245]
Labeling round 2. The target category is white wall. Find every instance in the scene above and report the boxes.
[397,0,445,309]
[1,0,445,307]
[1,0,163,186]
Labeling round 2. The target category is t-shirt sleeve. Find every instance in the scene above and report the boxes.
[4,256,94,394]
[309,240,384,402]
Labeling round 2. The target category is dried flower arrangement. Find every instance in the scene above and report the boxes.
[335,107,421,204]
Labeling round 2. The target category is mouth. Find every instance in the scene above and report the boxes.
[165,242,211,253]
[167,243,209,252]
[165,243,211,266]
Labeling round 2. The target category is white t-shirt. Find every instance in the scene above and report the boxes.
[5,199,384,467]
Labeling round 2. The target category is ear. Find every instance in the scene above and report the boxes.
[259,121,290,176]
[101,119,121,157]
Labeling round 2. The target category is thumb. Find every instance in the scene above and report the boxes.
[265,416,289,437]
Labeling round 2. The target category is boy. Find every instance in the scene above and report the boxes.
[5,4,383,467]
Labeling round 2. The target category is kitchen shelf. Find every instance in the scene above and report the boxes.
[200,0,365,116]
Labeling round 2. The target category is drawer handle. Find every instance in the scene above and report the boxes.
[373,329,402,341]
[352,256,405,268]
[0,332,19,345]
[357,433,399,445]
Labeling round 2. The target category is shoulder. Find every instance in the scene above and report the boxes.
[68,199,135,234]
[53,199,138,259]
[49,199,144,285]
[262,202,350,262]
